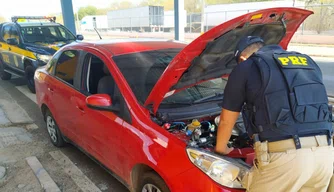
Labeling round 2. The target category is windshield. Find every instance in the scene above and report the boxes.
[113,49,227,105]
[113,49,180,103]
[20,26,76,43]
[162,77,227,105]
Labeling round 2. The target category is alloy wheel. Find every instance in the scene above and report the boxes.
[46,116,57,143]
[142,184,162,192]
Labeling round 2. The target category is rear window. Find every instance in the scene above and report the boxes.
[113,49,181,103]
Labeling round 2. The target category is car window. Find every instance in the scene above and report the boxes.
[55,50,79,85]
[58,27,73,40]
[46,51,62,75]
[162,77,227,105]
[113,48,181,104]
[10,26,20,44]
[113,48,228,105]
[20,26,76,43]
[82,53,132,123]
[2,25,11,41]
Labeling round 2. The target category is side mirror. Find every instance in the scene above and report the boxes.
[86,94,119,112]
[7,38,18,45]
[76,34,84,41]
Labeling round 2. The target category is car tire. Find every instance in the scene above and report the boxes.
[45,110,65,147]
[25,65,36,93]
[138,172,170,192]
[0,59,11,80]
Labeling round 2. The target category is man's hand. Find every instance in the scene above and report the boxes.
[215,108,240,155]
[215,146,234,155]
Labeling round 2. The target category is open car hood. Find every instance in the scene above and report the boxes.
[145,7,313,113]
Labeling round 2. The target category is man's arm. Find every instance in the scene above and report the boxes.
[215,60,252,155]
[215,108,240,154]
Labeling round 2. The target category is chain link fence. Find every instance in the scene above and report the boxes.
[186,4,334,34]
[81,4,334,43]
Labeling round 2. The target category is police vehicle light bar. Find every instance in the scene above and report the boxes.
[11,16,56,23]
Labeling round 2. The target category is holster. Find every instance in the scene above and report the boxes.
[254,140,270,168]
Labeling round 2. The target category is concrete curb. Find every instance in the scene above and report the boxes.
[49,150,102,192]
[26,156,60,192]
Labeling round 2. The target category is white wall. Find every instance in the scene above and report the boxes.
[107,6,150,28]
[164,10,187,28]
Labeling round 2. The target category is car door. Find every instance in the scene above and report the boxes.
[70,51,131,176]
[0,25,13,67]
[47,50,83,144]
[7,25,24,70]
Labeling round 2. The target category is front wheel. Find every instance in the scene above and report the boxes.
[138,172,170,192]
[25,65,35,93]
[0,59,11,80]
[45,110,65,147]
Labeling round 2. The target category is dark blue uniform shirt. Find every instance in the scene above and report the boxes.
[222,45,283,112]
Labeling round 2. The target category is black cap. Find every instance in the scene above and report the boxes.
[234,36,264,60]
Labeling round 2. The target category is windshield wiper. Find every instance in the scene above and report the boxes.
[193,92,224,104]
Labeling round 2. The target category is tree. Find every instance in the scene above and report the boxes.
[185,0,201,13]
[78,6,98,20]
[119,1,134,9]
[140,0,165,6]
[163,0,174,10]
[139,0,173,10]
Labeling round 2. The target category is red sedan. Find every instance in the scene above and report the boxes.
[34,8,312,192]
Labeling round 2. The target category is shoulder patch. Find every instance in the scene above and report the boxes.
[273,53,315,69]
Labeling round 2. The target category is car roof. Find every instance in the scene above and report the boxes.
[71,38,187,56]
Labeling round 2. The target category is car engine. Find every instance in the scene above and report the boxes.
[162,114,253,150]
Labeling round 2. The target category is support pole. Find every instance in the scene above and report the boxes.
[60,0,76,35]
[174,0,184,41]
[201,0,205,33]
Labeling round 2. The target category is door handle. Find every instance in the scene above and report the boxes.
[8,47,11,51]
[76,105,85,113]
[71,96,85,113]
[47,87,54,93]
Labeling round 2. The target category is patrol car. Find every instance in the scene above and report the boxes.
[0,16,83,93]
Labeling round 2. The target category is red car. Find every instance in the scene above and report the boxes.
[35,8,311,192]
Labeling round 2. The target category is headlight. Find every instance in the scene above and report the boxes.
[186,148,250,189]
[35,54,52,63]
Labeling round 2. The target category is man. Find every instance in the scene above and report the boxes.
[215,36,334,192]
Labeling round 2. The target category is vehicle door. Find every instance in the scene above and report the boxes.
[71,51,132,176]
[0,24,13,67]
[46,50,83,144]
[7,25,24,70]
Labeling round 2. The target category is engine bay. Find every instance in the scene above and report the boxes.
[159,114,255,165]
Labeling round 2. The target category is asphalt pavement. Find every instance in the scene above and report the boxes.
[0,77,128,192]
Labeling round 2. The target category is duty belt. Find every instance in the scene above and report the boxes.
[267,135,330,153]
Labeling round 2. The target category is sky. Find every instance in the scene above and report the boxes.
[1,0,142,20]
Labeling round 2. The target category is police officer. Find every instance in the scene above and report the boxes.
[215,36,334,192]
